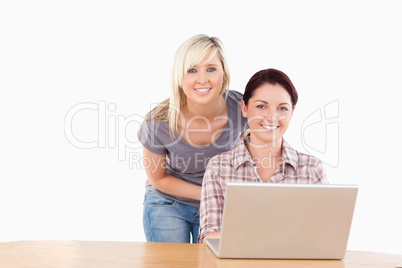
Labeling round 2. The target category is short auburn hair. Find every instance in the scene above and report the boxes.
[243,68,298,107]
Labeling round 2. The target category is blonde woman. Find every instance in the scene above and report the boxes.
[137,34,248,243]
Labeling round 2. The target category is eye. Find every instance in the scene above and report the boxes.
[279,107,288,111]
[207,67,216,72]
[187,68,197,73]
[256,105,266,109]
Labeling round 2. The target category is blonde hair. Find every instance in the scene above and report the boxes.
[145,34,230,139]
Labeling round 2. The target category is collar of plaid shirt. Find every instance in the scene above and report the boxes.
[231,136,298,174]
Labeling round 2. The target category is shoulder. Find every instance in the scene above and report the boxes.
[137,119,171,154]
[295,151,327,183]
[227,90,244,103]
[282,139,327,183]
[206,137,248,173]
[138,119,169,137]
[226,90,248,129]
[207,149,234,168]
[282,140,322,169]
[295,151,322,167]
[205,149,234,178]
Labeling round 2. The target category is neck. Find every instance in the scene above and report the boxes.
[182,95,226,121]
[246,137,283,161]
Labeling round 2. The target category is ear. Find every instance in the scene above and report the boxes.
[241,100,248,118]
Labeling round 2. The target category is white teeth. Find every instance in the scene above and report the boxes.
[195,88,211,92]
[262,125,277,130]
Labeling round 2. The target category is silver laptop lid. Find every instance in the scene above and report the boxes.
[217,183,358,259]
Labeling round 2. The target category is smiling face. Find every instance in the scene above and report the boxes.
[181,50,225,106]
[241,83,294,147]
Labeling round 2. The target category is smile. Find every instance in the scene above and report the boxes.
[261,125,278,131]
[194,88,211,94]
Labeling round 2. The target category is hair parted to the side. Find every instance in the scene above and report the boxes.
[243,68,298,107]
[144,34,230,140]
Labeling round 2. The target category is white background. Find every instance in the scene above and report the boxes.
[1,1,401,255]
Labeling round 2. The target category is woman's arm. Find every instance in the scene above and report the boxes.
[198,158,225,243]
[200,232,220,244]
[142,147,202,200]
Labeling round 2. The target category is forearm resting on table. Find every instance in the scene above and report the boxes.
[201,232,221,244]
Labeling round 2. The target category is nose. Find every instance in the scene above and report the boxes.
[266,109,278,123]
[196,70,208,84]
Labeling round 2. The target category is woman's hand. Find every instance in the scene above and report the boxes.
[201,232,221,244]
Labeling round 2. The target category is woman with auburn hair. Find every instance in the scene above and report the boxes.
[198,68,328,243]
[137,34,248,243]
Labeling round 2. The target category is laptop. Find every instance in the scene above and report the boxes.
[206,183,358,259]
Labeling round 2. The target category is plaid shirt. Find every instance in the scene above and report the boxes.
[198,137,328,243]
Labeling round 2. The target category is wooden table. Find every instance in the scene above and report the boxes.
[1,241,402,268]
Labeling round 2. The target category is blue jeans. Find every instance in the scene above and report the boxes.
[143,190,200,243]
